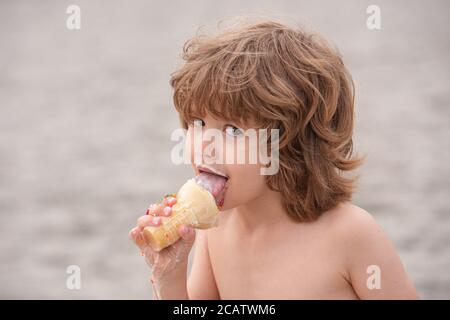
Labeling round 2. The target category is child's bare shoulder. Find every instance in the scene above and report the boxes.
[319,202,392,261]
[322,203,418,299]
[325,201,377,225]
[323,202,381,240]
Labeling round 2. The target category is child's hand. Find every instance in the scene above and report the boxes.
[129,196,196,281]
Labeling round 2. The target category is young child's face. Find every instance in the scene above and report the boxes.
[187,113,270,211]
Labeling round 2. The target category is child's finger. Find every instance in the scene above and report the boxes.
[148,202,174,217]
[172,225,196,257]
[146,203,165,216]
[137,215,162,230]
[129,227,139,242]
[162,196,177,207]
[129,227,145,248]
[162,205,173,217]
[129,227,159,262]
[129,227,146,250]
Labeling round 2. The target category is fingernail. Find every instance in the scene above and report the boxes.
[152,216,161,224]
[147,204,157,215]
[163,206,172,216]
[145,208,150,215]
[130,229,138,240]
[167,197,177,206]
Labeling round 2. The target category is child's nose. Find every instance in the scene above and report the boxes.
[201,137,217,162]
[188,126,226,164]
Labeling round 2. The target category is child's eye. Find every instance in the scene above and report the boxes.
[192,118,205,127]
[225,125,244,137]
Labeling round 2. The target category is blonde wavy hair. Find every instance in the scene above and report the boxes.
[169,17,365,222]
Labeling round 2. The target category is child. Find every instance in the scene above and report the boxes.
[129,18,419,299]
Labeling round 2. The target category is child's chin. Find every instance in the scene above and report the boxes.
[218,201,234,212]
[218,197,244,212]
[218,203,229,212]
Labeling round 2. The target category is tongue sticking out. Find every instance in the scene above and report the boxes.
[195,172,228,207]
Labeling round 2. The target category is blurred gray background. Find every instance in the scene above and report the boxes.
[0,0,449,299]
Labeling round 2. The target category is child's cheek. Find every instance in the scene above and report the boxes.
[185,127,201,164]
[227,164,265,197]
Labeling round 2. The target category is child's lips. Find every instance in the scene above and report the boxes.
[196,164,229,180]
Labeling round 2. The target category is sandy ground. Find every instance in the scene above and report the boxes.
[0,0,449,299]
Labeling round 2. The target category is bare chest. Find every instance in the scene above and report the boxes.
[207,223,357,299]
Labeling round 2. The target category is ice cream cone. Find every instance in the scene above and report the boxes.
[143,178,219,252]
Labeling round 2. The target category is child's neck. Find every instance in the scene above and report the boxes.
[232,189,291,232]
